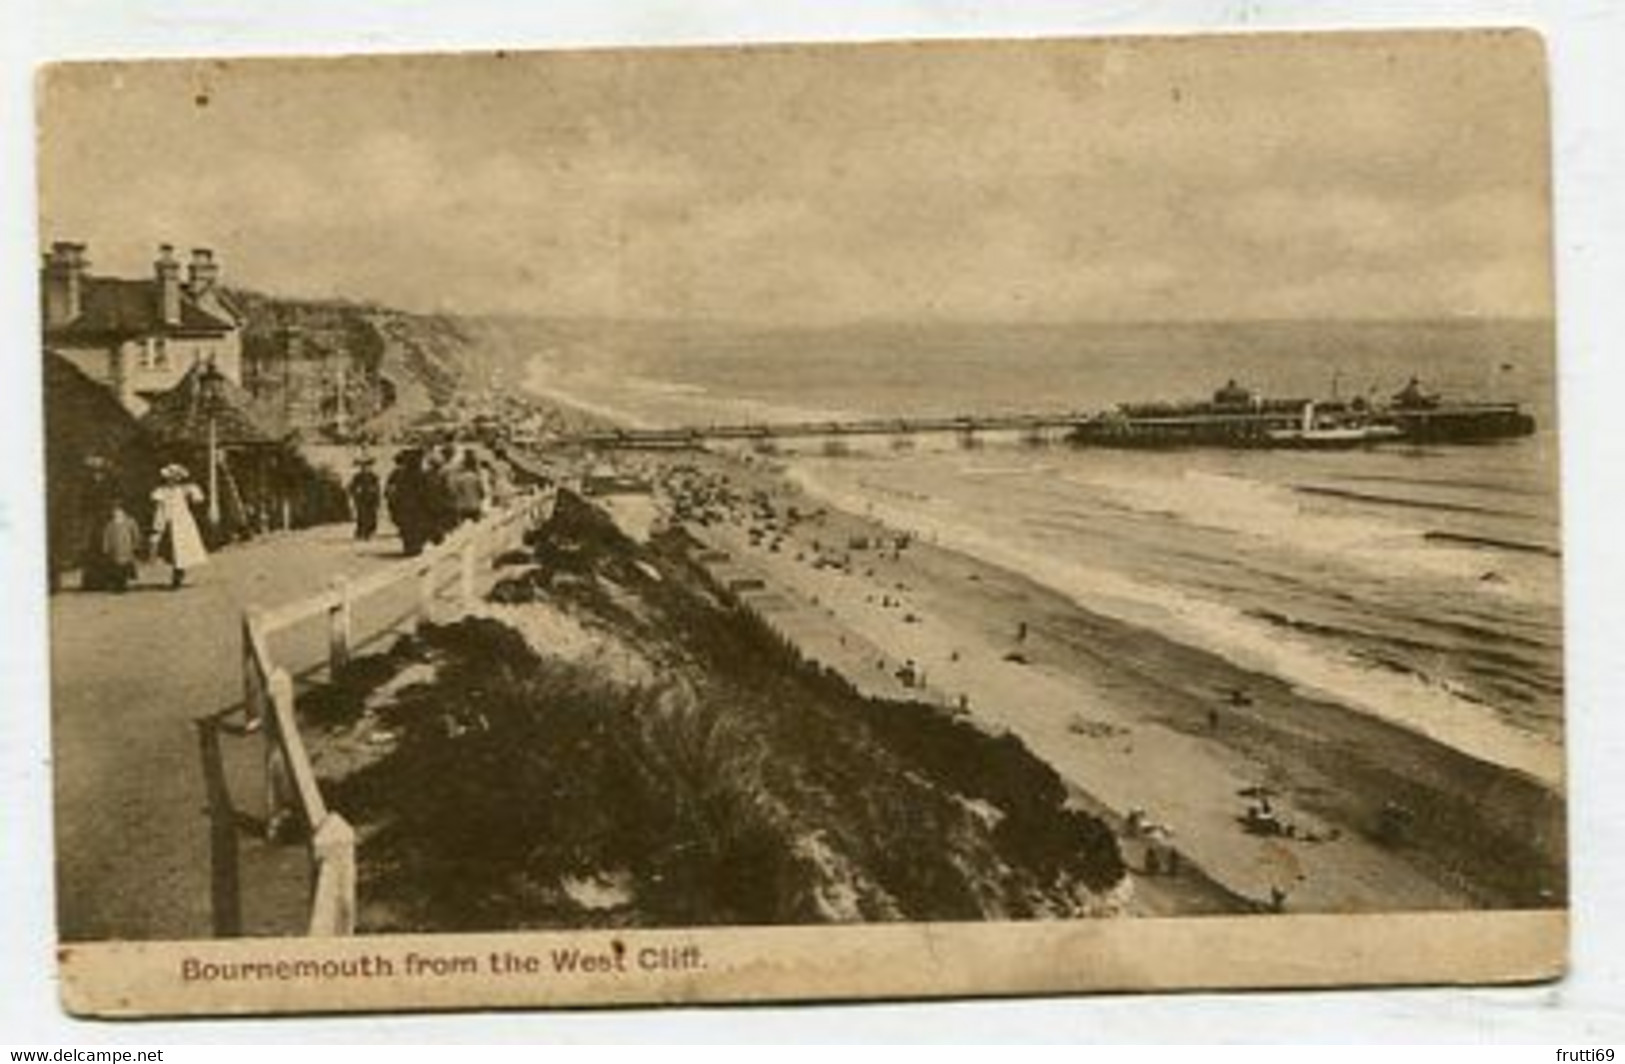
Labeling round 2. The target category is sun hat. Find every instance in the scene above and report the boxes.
[160,463,190,482]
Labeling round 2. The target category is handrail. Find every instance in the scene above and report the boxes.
[308,813,356,937]
[240,492,546,936]
[252,497,536,641]
[267,666,328,833]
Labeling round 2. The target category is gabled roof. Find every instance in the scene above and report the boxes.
[44,276,239,341]
[141,360,283,447]
[44,349,162,485]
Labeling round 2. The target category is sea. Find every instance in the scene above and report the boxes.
[522,318,1564,788]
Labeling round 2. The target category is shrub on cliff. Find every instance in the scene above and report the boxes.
[321,494,1126,931]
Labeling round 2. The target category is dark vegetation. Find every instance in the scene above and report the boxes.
[312,492,1125,932]
[44,353,163,581]
[42,351,350,585]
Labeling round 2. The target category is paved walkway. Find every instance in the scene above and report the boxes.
[51,522,415,941]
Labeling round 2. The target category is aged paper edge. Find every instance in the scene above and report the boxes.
[31,26,1548,74]
[59,909,1566,1018]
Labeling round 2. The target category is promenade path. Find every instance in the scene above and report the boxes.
[50,520,431,941]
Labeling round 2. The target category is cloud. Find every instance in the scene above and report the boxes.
[38,34,1553,322]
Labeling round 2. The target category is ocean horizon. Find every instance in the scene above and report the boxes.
[521,315,1564,788]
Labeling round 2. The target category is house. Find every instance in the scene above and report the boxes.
[41,241,244,416]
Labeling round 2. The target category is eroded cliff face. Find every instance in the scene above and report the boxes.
[304,491,1129,933]
[229,288,492,437]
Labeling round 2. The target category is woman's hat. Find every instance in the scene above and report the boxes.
[160,463,190,482]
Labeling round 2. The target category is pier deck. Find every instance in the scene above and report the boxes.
[557,412,1090,450]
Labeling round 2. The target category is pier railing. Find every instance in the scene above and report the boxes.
[240,493,547,936]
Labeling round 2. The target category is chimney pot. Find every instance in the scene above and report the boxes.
[156,243,182,325]
[186,246,221,295]
[42,239,87,327]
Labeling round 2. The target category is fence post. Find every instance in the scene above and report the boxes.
[327,575,352,674]
[242,609,265,731]
[459,536,477,608]
[309,813,357,936]
[416,561,434,631]
[265,668,297,842]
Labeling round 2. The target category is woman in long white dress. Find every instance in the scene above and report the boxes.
[150,463,209,589]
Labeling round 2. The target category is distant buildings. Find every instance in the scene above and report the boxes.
[41,241,243,416]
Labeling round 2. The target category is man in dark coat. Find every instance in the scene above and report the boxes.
[385,449,430,556]
[347,456,382,540]
[424,443,459,544]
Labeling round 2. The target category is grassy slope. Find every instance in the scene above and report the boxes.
[308,493,1126,932]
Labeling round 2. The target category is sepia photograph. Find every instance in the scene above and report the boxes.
[35,29,1565,1015]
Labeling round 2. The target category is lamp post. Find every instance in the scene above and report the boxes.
[197,357,227,530]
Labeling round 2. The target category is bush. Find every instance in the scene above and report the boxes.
[323,494,1126,932]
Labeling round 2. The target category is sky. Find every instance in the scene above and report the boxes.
[36,31,1553,324]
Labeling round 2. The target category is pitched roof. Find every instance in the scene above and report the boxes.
[43,351,166,570]
[44,276,238,341]
[43,349,163,487]
[140,360,283,447]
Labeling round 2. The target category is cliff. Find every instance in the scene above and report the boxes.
[227,288,500,439]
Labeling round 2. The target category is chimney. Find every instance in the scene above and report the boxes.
[41,241,87,328]
[155,243,182,326]
[187,247,219,295]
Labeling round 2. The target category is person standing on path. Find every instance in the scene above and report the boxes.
[426,443,460,543]
[347,455,382,541]
[386,449,430,557]
[448,449,486,524]
[75,455,123,591]
[150,463,209,589]
[100,503,143,593]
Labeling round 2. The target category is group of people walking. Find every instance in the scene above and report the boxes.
[349,443,509,556]
[77,457,211,593]
[70,441,513,594]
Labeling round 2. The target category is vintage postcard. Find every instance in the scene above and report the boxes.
[37,29,1564,1016]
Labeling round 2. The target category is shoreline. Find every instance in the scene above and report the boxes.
[781,454,1564,789]
[511,380,1565,916]
[647,451,1562,914]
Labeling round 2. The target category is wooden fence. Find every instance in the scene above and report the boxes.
[240,494,547,936]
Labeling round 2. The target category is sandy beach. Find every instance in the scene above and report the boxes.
[605,447,1564,917]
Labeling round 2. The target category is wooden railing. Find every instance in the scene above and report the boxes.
[240,494,547,936]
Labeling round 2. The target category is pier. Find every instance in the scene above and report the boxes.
[556,412,1091,451]
[542,388,1535,452]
